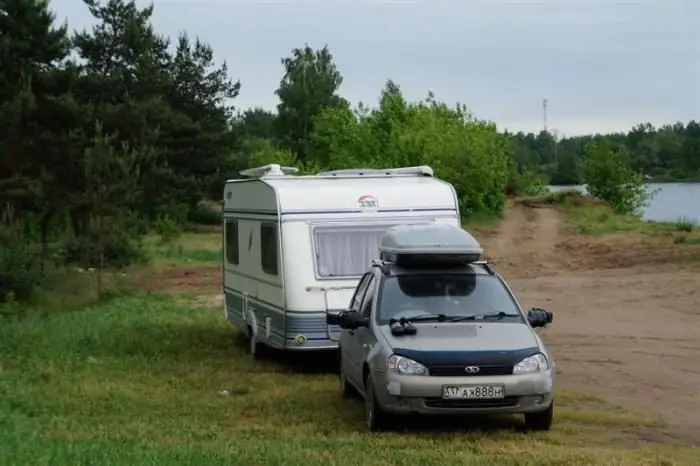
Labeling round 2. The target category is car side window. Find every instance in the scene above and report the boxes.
[360,275,377,318]
[349,273,372,312]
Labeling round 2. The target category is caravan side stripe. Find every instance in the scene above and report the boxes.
[224,286,284,313]
[223,288,342,339]
[224,268,282,288]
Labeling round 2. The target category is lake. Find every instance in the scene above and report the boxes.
[550,183,700,224]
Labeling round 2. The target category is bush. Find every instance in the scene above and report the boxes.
[675,217,695,233]
[512,170,551,197]
[152,215,181,244]
[579,140,649,215]
[523,180,551,197]
[187,204,221,226]
[308,84,512,216]
[0,207,42,302]
[61,228,148,269]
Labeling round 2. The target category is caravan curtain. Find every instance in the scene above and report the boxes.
[314,227,386,277]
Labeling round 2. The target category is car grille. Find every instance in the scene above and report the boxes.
[424,397,519,409]
[428,365,513,377]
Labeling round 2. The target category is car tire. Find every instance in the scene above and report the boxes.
[524,400,554,431]
[338,351,354,398]
[365,376,390,432]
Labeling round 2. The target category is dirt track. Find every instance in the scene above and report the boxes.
[481,204,700,444]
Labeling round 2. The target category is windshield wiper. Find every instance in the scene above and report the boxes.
[389,312,520,325]
[447,312,521,322]
[389,314,448,324]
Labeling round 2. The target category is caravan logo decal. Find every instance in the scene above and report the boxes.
[357,195,379,210]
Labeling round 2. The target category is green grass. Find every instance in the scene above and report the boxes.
[2,294,698,465]
[569,206,700,238]
[463,211,503,235]
[145,232,222,266]
[674,235,700,245]
[523,189,699,238]
[567,205,677,236]
[553,201,699,238]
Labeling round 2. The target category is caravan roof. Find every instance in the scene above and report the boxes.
[379,224,483,267]
[225,164,458,216]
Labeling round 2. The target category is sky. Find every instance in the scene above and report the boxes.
[52,0,699,137]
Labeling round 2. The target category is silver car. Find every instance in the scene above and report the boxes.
[329,261,555,432]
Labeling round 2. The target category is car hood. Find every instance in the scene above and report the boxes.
[379,322,539,352]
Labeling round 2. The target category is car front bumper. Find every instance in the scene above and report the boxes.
[373,370,554,415]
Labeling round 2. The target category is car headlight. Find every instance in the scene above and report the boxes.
[513,353,549,375]
[387,354,429,376]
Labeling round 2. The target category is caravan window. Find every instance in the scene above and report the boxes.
[313,226,387,278]
[225,220,239,265]
[260,223,278,275]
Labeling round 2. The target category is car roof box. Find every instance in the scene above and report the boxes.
[379,224,483,267]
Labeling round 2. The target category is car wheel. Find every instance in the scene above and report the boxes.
[365,376,390,431]
[524,400,554,431]
[339,351,354,398]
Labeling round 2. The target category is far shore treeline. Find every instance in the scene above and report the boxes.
[1,0,698,304]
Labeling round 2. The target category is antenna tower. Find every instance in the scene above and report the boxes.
[542,98,548,133]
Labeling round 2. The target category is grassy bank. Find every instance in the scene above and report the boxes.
[519,190,700,237]
[1,294,698,465]
[566,204,699,237]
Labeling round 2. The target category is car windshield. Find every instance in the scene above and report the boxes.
[377,273,522,325]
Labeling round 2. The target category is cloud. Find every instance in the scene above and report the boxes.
[52,0,700,135]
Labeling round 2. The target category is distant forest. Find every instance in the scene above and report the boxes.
[505,122,700,185]
[234,108,699,186]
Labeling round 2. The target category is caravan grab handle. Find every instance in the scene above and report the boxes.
[305,285,357,293]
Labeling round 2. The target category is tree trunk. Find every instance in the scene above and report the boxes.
[39,211,52,275]
[69,205,91,238]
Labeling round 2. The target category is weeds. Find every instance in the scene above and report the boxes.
[675,217,696,233]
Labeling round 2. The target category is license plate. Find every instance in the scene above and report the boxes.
[442,385,505,400]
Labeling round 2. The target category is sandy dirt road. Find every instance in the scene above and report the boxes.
[481,204,700,444]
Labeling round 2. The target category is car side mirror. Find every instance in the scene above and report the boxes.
[326,310,346,326]
[339,311,370,330]
[527,307,553,328]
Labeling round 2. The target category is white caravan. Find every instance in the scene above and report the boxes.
[222,163,461,355]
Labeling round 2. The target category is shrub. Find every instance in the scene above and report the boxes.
[308,84,512,216]
[0,206,42,302]
[61,228,148,269]
[675,217,695,233]
[187,204,221,226]
[153,215,181,244]
[579,140,649,215]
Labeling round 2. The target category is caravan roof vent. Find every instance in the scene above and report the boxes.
[239,164,298,178]
[379,224,483,268]
[317,165,434,177]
